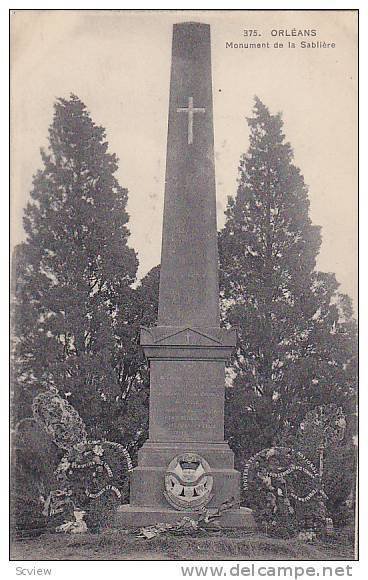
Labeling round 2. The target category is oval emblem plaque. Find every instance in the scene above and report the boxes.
[164,452,214,510]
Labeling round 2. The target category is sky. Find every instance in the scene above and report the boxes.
[10,9,358,306]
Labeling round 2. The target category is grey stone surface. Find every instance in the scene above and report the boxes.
[130,464,241,508]
[158,22,219,327]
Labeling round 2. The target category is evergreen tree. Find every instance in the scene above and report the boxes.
[12,95,140,442]
[219,97,357,462]
[107,264,160,454]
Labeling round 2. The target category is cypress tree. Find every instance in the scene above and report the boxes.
[219,97,357,461]
[12,95,139,440]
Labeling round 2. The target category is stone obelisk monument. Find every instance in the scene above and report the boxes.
[116,22,253,528]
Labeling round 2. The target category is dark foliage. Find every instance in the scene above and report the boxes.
[11,419,63,535]
[219,98,357,468]
[12,94,146,448]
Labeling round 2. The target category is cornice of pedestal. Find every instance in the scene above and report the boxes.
[140,325,236,361]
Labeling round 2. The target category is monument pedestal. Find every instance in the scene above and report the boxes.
[113,326,255,529]
[115,440,255,528]
[130,441,240,508]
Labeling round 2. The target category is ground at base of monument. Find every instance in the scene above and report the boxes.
[115,505,255,529]
[10,528,355,561]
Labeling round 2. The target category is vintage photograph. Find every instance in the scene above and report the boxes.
[10,9,358,561]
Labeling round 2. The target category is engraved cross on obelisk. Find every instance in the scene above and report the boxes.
[115,21,254,529]
[177,97,205,144]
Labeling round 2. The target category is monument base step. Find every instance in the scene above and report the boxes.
[114,505,256,529]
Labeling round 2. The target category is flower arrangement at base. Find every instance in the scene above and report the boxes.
[33,389,133,532]
[51,440,133,532]
[243,446,328,538]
